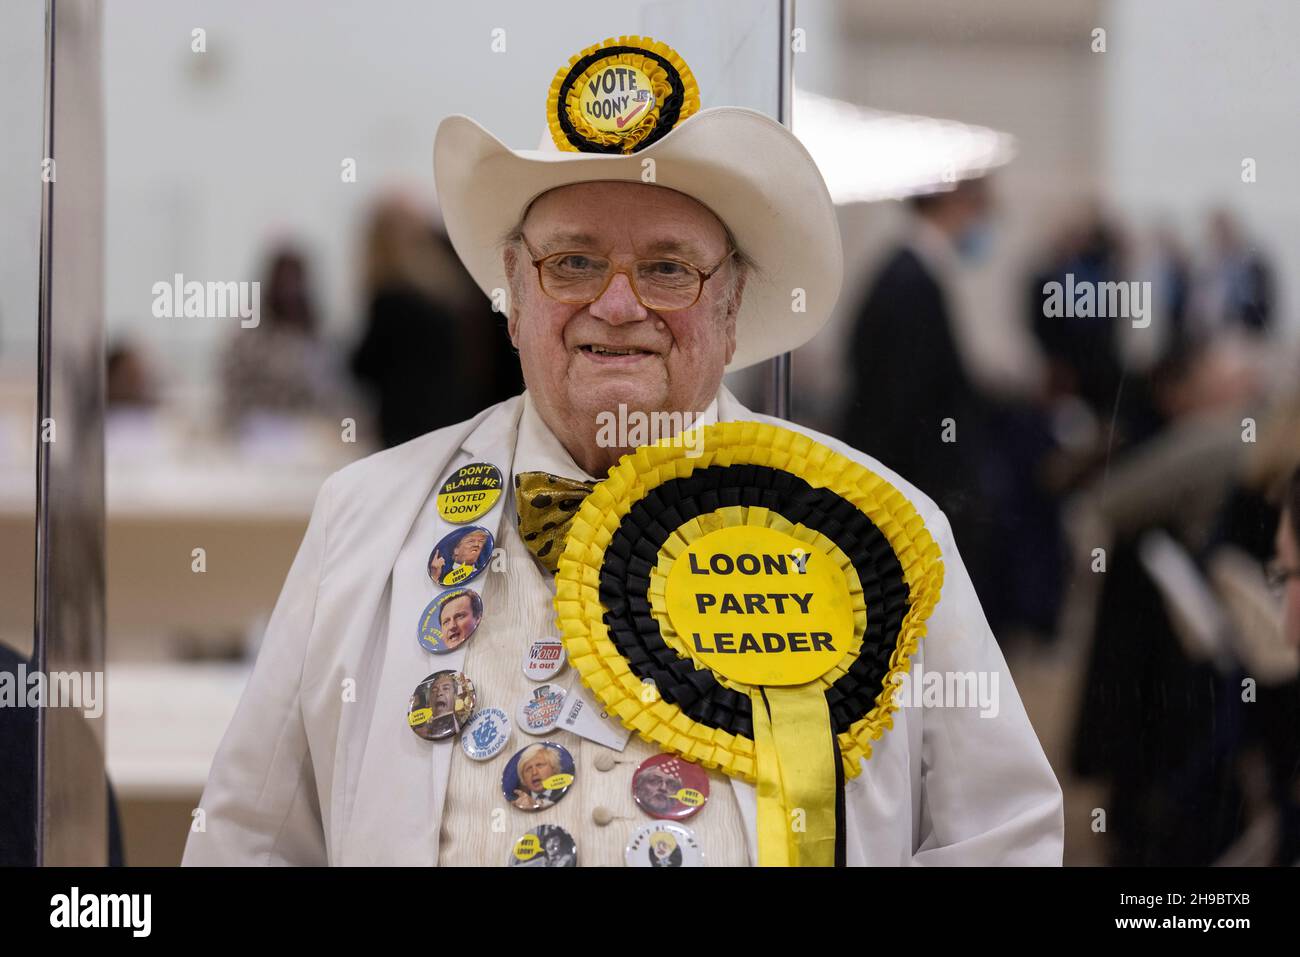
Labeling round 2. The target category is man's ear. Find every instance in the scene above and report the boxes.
[722,312,738,365]
[502,242,522,343]
[721,267,746,364]
[728,267,748,320]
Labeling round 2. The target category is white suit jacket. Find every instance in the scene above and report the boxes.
[182,387,1063,866]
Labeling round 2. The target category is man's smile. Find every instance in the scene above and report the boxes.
[577,342,660,365]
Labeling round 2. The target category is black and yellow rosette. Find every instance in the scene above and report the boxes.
[548,35,700,154]
[553,422,944,866]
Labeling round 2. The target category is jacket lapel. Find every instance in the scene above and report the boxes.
[325,396,524,864]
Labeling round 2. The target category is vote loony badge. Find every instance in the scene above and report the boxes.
[552,421,945,867]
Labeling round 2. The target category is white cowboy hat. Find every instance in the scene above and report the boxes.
[432,102,843,373]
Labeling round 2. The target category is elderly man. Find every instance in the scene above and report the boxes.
[184,36,1062,867]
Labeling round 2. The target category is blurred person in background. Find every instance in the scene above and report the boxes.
[351,194,519,448]
[219,245,336,429]
[839,177,1003,624]
[1,641,126,865]
[1274,468,1300,863]
[1026,207,1130,435]
[1186,209,1274,347]
[1147,223,1194,362]
[106,340,158,409]
[1069,327,1294,865]
[840,176,1069,641]
[1278,467,1300,650]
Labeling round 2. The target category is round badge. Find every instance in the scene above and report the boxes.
[417,587,484,654]
[407,670,476,741]
[625,822,703,868]
[665,524,853,686]
[523,638,567,681]
[460,707,511,761]
[437,463,503,524]
[578,64,656,134]
[548,36,700,155]
[428,525,494,587]
[502,742,574,812]
[518,684,566,736]
[631,753,709,820]
[509,824,577,868]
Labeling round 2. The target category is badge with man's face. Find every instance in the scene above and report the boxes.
[407,670,476,741]
[631,753,709,820]
[502,742,575,812]
[427,525,494,587]
[417,587,484,654]
[508,824,577,868]
[624,822,702,867]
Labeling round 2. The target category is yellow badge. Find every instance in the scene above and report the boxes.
[436,463,503,524]
[512,833,543,861]
[548,35,700,154]
[578,64,655,132]
[665,525,853,686]
[675,788,705,808]
[443,563,474,586]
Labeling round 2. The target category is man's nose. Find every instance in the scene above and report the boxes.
[588,270,648,325]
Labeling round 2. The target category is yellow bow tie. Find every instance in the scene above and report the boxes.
[514,471,597,574]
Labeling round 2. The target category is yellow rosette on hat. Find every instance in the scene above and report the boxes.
[547,35,700,154]
[552,422,945,866]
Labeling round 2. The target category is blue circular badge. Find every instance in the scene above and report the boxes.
[417,587,484,654]
[428,525,494,587]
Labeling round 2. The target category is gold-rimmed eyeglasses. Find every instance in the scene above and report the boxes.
[520,233,735,311]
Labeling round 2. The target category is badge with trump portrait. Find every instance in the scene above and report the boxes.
[552,421,945,867]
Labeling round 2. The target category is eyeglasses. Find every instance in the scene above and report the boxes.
[521,233,735,312]
[1265,559,1300,594]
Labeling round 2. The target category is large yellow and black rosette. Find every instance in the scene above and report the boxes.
[553,422,945,867]
[548,35,700,154]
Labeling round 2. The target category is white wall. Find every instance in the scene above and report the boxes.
[102,0,781,388]
[1103,0,1299,340]
[0,0,46,362]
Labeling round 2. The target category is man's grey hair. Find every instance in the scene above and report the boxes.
[499,198,756,318]
[518,743,563,779]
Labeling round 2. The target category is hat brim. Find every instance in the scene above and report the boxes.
[432,107,843,373]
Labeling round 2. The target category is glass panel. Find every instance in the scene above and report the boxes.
[37,0,108,867]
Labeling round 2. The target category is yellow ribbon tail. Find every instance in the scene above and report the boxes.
[751,685,839,867]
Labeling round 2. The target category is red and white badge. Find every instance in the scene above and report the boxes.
[631,753,709,820]
[522,638,566,681]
